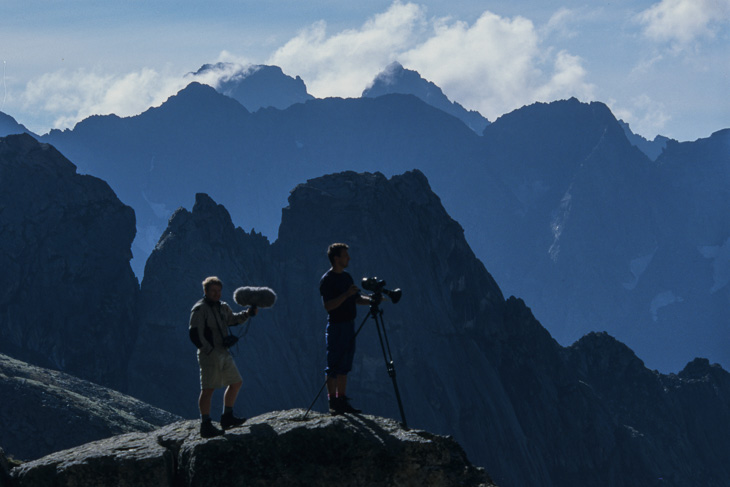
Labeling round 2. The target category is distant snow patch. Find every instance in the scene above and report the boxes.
[650,291,684,322]
[699,237,730,293]
[143,191,172,219]
[549,184,573,262]
[622,250,656,290]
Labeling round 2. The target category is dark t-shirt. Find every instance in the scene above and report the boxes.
[319,270,358,323]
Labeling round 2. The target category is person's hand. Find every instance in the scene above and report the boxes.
[371,294,383,305]
[347,284,360,297]
[248,306,258,317]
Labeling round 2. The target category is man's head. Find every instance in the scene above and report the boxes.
[327,243,350,269]
[202,276,223,301]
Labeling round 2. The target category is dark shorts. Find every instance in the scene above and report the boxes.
[326,320,356,377]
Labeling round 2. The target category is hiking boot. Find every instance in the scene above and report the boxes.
[329,397,343,415]
[220,412,246,430]
[339,396,362,414]
[200,420,224,438]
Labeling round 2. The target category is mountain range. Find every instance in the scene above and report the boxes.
[2,63,724,373]
[2,130,730,486]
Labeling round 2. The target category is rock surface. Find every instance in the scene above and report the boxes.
[0,134,139,390]
[0,353,180,461]
[8,410,494,487]
[0,448,12,487]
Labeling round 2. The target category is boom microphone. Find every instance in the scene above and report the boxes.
[234,286,277,309]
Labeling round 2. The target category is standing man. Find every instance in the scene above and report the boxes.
[189,276,257,438]
[319,243,376,415]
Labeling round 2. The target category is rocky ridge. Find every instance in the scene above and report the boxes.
[0,353,180,461]
[5,410,494,487]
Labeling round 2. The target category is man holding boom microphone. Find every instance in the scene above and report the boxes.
[189,276,257,438]
[319,243,378,415]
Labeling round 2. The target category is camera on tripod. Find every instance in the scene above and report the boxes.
[361,277,402,304]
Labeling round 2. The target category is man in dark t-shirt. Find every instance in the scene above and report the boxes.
[319,243,375,414]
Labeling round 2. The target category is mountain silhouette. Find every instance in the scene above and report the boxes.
[27,67,730,374]
[192,62,314,111]
[363,61,490,134]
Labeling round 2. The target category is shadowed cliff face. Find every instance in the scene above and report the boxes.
[129,170,730,487]
[0,134,139,390]
[8,410,494,487]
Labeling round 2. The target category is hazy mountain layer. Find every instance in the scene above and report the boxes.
[33,81,728,373]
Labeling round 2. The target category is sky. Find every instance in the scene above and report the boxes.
[1,0,728,141]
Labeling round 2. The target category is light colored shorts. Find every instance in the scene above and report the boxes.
[198,349,242,389]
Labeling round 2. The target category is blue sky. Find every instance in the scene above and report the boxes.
[1,0,728,141]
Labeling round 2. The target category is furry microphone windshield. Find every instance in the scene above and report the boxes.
[233,286,277,308]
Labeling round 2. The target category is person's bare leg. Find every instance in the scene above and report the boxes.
[199,388,214,415]
[223,381,242,407]
[336,374,347,397]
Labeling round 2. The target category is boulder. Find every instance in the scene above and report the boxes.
[9,410,494,487]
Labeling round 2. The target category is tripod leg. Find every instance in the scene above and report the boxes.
[374,314,408,429]
[302,378,329,420]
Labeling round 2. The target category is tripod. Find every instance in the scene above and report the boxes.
[303,296,408,429]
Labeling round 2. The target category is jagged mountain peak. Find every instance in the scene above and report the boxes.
[363,62,489,134]
[192,62,314,112]
[618,119,672,161]
[0,111,36,138]
[0,133,75,174]
[157,81,250,116]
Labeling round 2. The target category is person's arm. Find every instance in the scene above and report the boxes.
[227,304,256,326]
[189,307,213,354]
[323,284,359,312]
[357,294,376,306]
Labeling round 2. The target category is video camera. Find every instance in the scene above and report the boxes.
[361,277,402,304]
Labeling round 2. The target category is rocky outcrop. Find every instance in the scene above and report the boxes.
[7,410,493,487]
[0,134,139,390]
[0,353,180,461]
[0,448,12,487]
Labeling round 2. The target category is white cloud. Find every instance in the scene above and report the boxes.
[269,3,596,121]
[21,67,189,131]
[610,94,671,139]
[638,0,730,46]
[543,8,580,39]
[268,2,427,98]
[16,2,599,133]
[18,52,253,133]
